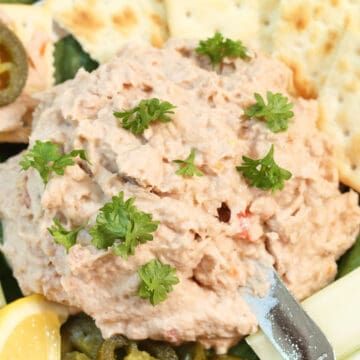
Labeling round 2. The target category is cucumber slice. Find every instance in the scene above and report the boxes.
[246,268,360,360]
[346,351,360,360]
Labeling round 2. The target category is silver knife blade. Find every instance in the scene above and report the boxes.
[242,266,336,360]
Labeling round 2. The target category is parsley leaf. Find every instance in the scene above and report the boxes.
[114,98,176,135]
[236,145,292,191]
[245,92,294,133]
[196,32,249,67]
[20,141,89,184]
[48,218,83,252]
[173,149,204,177]
[89,192,159,259]
[138,259,179,305]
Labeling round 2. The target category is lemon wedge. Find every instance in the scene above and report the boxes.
[0,294,68,360]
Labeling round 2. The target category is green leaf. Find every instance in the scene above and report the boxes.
[236,145,292,191]
[20,140,89,184]
[54,35,98,85]
[196,32,249,67]
[114,98,176,135]
[48,218,83,252]
[137,259,179,305]
[89,224,116,250]
[245,92,294,133]
[89,192,159,259]
[337,235,360,279]
[228,340,259,360]
[174,149,204,177]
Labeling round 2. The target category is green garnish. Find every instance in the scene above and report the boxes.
[138,259,179,306]
[114,98,176,135]
[173,149,204,177]
[195,32,249,67]
[245,92,294,133]
[20,140,89,184]
[48,218,83,252]
[89,192,159,259]
[236,145,292,191]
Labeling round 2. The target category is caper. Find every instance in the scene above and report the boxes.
[0,21,28,106]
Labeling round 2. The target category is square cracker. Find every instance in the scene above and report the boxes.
[318,9,360,192]
[266,0,352,99]
[165,0,261,49]
[45,0,168,63]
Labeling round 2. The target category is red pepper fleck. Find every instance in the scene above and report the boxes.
[236,209,251,241]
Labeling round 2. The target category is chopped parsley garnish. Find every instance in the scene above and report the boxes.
[48,218,83,252]
[173,149,204,177]
[245,92,294,133]
[89,192,159,259]
[20,140,89,184]
[196,32,249,67]
[236,145,292,191]
[114,98,176,135]
[138,259,179,306]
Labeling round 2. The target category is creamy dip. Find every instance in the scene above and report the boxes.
[0,40,359,352]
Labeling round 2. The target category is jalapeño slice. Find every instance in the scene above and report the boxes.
[0,21,28,107]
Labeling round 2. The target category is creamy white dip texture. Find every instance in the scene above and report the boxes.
[0,40,359,352]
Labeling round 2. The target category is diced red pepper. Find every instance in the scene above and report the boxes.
[236,209,251,241]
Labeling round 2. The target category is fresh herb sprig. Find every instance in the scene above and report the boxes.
[114,98,176,135]
[89,192,159,259]
[20,140,89,184]
[245,92,294,133]
[236,145,292,191]
[138,259,179,305]
[48,218,83,252]
[196,32,249,67]
[173,149,204,177]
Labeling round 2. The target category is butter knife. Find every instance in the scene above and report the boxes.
[242,266,335,360]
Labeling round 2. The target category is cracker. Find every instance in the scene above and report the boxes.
[266,0,352,99]
[165,0,261,49]
[44,0,168,63]
[318,9,360,192]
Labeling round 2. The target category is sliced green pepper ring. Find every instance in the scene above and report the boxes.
[96,335,130,360]
[0,21,28,107]
[139,340,178,360]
